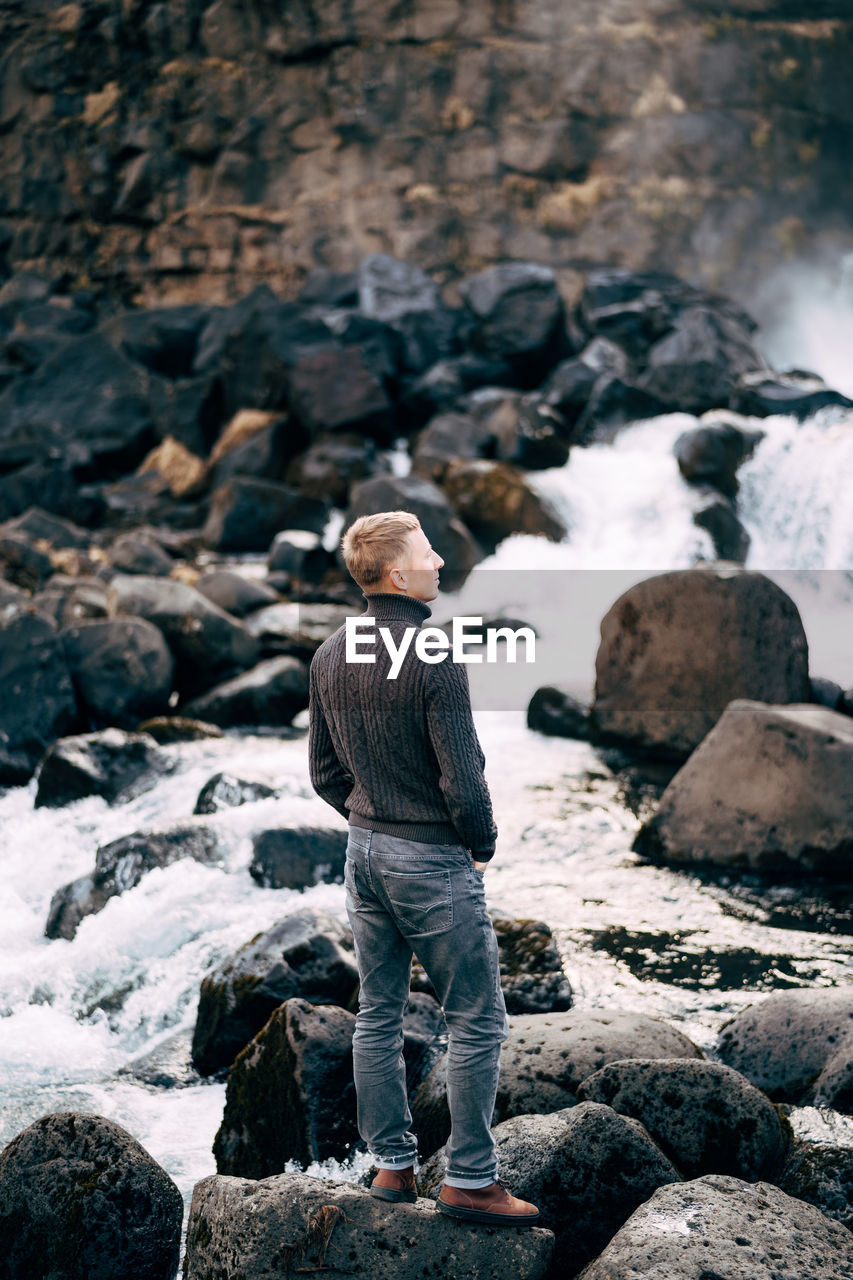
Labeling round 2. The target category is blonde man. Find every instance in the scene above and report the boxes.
[308,510,539,1226]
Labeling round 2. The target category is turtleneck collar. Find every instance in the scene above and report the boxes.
[361,591,432,626]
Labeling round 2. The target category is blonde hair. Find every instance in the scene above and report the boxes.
[341,510,422,590]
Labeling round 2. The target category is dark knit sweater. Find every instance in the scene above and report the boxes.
[308,590,498,860]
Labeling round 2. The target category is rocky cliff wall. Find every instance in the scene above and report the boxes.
[1,0,852,309]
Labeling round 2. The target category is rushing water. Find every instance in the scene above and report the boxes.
[1,404,852,1252]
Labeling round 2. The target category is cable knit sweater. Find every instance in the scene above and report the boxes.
[308,590,498,860]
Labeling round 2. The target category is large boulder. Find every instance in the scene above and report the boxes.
[191,909,359,1076]
[60,617,174,728]
[182,655,309,727]
[202,476,330,553]
[249,827,348,890]
[195,569,281,618]
[637,304,762,414]
[107,574,259,698]
[0,1111,183,1280]
[577,1175,853,1280]
[45,824,221,940]
[716,988,853,1110]
[576,1058,790,1180]
[184,1170,554,1280]
[0,605,77,784]
[778,1138,853,1227]
[421,1103,680,1276]
[633,701,853,877]
[194,772,278,815]
[34,727,171,808]
[285,431,391,507]
[459,262,568,386]
[590,567,811,759]
[440,458,567,550]
[412,1008,702,1158]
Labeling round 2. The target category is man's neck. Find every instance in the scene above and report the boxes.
[361,591,432,625]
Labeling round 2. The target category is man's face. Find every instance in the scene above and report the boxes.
[393,526,445,601]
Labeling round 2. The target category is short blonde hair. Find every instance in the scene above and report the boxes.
[341,510,422,590]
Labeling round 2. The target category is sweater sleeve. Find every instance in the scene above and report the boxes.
[308,656,353,820]
[424,658,498,860]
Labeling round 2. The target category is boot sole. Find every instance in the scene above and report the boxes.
[370,1186,418,1204]
[436,1198,540,1227]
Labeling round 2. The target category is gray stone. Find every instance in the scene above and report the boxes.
[576,1057,790,1180]
[674,421,764,497]
[194,771,277,815]
[716,988,853,1109]
[34,727,171,808]
[591,567,810,759]
[191,909,359,1076]
[778,1139,853,1227]
[0,1111,183,1280]
[527,684,590,738]
[440,458,567,549]
[576,1174,853,1280]
[60,617,174,728]
[184,1170,554,1280]
[182,655,309,728]
[634,701,853,877]
[195,569,281,617]
[108,530,175,576]
[0,604,77,784]
[203,477,331,553]
[249,826,348,890]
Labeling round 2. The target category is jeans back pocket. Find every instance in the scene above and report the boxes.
[380,868,453,937]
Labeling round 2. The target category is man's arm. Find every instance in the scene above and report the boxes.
[308,658,353,820]
[425,658,498,861]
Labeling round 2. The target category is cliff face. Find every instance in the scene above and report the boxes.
[1,0,852,308]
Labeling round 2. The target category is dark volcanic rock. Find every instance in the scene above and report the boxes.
[285,431,391,506]
[527,684,590,738]
[45,824,221,940]
[108,530,175,577]
[182,655,309,727]
[191,909,359,1076]
[203,476,331,552]
[0,1111,183,1280]
[34,728,171,808]
[137,715,224,743]
[674,420,764,497]
[638,305,761,413]
[194,772,277,815]
[267,530,332,584]
[195,569,280,617]
[440,458,567,548]
[459,262,568,386]
[249,827,348,889]
[0,605,77,783]
[731,369,853,419]
[61,617,174,728]
[691,489,751,562]
[778,1138,853,1227]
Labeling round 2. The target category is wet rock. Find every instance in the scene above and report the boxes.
[716,988,853,1109]
[459,262,568,386]
[195,569,280,617]
[358,252,458,375]
[182,655,309,727]
[206,408,306,489]
[137,715,224,743]
[249,826,347,889]
[184,1170,554,1280]
[121,1029,199,1091]
[731,369,853,420]
[422,1103,680,1276]
[527,684,590,738]
[591,567,810,759]
[577,1174,853,1280]
[45,823,221,940]
[574,373,670,443]
[202,476,330,553]
[492,913,573,1014]
[194,772,277,815]
[285,431,391,506]
[674,421,764,498]
[410,410,495,481]
[811,675,844,710]
[60,617,174,728]
[577,268,714,361]
[399,353,516,427]
[267,530,332,584]
[34,727,172,808]
[107,574,259,698]
[778,1139,853,1227]
[191,909,359,1076]
[576,1058,790,1180]
[412,1008,702,1158]
[0,1111,183,1280]
[244,602,352,659]
[691,490,751,562]
[638,305,761,414]
[0,605,77,784]
[633,701,853,877]
[440,458,567,550]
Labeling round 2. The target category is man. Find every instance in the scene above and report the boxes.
[308,509,539,1226]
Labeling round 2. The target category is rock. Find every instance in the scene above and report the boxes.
[182,655,309,727]
[811,675,844,710]
[731,369,853,420]
[357,252,459,374]
[527,684,590,738]
[541,356,604,432]
[489,913,573,1015]
[412,1008,702,1158]
[107,574,259,699]
[249,826,347,889]
[674,421,764,498]
[267,530,332,583]
[422,1103,680,1275]
[576,1058,790,1180]
[0,605,77,784]
[206,408,307,489]
[299,267,358,308]
[591,567,811,759]
[285,431,391,506]
[45,823,221,940]
[778,1139,853,1227]
[399,353,516,427]
[487,394,572,471]
[0,505,94,549]
[195,569,280,617]
[716,988,853,1108]
[134,436,207,502]
[0,529,54,589]
[344,472,484,591]
[459,262,568,386]
[410,410,495,481]
[440,458,567,550]
[0,1111,183,1280]
[577,1174,853,1280]
[184,1170,554,1280]
[691,490,751,562]
[577,268,713,361]
[59,578,111,628]
[633,701,853,877]
[102,303,213,377]
[194,772,277,815]
[638,305,762,414]
[137,715,224,743]
[34,727,171,808]
[203,476,330,553]
[120,1029,199,1091]
[60,617,174,728]
[191,909,359,1076]
[244,601,352,659]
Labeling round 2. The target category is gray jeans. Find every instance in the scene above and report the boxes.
[344,826,509,1188]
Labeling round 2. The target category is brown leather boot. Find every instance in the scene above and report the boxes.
[436,1181,540,1226]
[370,1166,418,1203]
